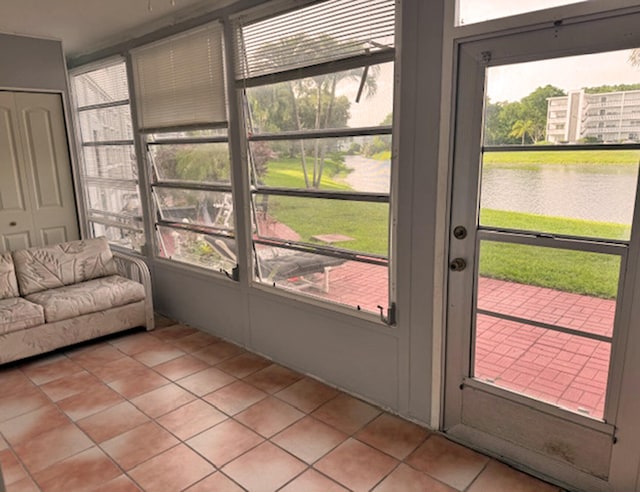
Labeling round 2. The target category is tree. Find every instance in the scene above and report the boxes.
[248,33,379,188]
[483,86,565,145]
[509,119,536,145]
[519,85,566,143]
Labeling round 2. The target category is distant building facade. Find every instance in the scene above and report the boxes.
[546,89,640,143]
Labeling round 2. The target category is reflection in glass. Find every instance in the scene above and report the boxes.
[155,188,234,230]
[253,193,388,257]
[74,63,129,107]
[86,184,141,218]
[150,142,231,184]
[78,105,133,142]
[82,145,137,179]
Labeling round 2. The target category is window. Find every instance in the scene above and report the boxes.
[131,22,235,272]
[236,0,396,315]
[71,60,145,251]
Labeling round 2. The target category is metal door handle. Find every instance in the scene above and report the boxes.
[450,258,467,271]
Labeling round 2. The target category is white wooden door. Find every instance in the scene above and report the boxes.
[0,91,79,252]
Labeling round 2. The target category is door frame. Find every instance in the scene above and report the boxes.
[443,10,640,491]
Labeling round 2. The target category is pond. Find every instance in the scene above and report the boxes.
[344,155,391,193]
[481,164,639,225]
[343,157,640,227]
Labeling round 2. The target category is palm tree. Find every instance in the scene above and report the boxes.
[251,33,379,188]
[510,119,536,144]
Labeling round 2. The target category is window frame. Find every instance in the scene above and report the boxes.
[234,2,397,319]
[70,57,146,252]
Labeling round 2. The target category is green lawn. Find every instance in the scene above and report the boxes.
[260,157,624,297]
[261,157,388,255]
[484,150,640,168]
[480,209,624,299]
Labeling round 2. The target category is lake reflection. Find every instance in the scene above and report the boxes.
[480,164,639,225]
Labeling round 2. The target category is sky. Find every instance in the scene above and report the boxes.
[487,49,640,102]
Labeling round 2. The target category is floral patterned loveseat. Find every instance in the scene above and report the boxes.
[0,237,153,364]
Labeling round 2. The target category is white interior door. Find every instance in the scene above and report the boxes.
[444,13,640,492]
[0,91,79,251]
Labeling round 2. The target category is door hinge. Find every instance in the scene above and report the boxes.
[481,51,492,65]
[378,302,397,326]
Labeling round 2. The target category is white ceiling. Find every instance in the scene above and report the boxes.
[0,0,237,60]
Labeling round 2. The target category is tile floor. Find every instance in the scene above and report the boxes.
[0,318,561,492]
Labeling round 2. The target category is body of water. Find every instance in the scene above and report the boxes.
[481,165,639,224]
[343,157,639,226]
[344,155,391,193]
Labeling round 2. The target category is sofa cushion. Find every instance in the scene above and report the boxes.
[0,252,19,300]
[0,297,45,335]
[25,275,145,323]
[13,237,118,296]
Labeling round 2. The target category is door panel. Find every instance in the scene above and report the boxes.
[445,13,640,490]
[0,93,36,251]
[0,91,79,252]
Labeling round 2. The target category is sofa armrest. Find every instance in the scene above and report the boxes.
[112,251,154,331]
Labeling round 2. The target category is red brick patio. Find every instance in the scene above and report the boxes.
[316,266,612,420]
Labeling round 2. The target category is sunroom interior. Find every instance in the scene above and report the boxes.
[3,0,640,490]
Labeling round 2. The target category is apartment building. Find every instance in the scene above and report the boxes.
[547,89,640,143]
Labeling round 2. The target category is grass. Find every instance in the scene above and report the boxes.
[480,209,624,299]
[479,242,620,299]
[261,156,625,297]
[371,150,392,161]
[481,209,630,240]
[261,157,388,255]
[484,150,640,168]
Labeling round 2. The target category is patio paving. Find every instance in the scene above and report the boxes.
[316,266,612,420]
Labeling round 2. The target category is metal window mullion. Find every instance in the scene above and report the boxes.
[477,229,628,256]
[77,99,130,112]
[236,48,395,88]
[88,217,143,233]
[156,219,234,236]
[87,209,143,223]
[82,140,134,147]
[152,181,233,193]
[147,137,229,145]
[138,122,229,135]
[253,237,388,266]
[83,177,139,190]
[249,125,392,142]
[476,308,613,344]
[253,187,389,203]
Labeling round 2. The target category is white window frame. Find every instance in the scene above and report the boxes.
[233,0,398,322]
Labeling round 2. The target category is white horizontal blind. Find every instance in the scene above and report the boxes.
[132,22,227,131]
[237,0,395,80]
